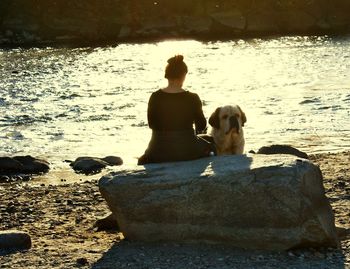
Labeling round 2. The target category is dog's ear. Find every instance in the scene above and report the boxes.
[238,106,247,127]
[209,107,221,129]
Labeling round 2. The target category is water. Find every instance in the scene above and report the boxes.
[0,36,349,182]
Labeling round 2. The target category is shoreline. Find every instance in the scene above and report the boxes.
[1,32,350,49]
[0,151,349,268]
[15,148,350,185]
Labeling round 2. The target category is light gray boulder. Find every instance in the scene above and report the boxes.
[99,154,339,250]
[0,230,31,250]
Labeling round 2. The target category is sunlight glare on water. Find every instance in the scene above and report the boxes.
[0,36,349,175]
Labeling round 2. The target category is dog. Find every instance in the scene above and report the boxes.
[209,105,246,155]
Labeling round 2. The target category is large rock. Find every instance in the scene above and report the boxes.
[12,155,50,174]
[0,157,23,172]
[99,154,339,250]
[0,155,49,174]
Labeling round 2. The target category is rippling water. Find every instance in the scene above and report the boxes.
[1,36,349,179]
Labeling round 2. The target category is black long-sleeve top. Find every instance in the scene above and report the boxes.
[147,90,206,133]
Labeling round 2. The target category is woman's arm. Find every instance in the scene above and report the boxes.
[147,93,157,129]
[193,94,207,134]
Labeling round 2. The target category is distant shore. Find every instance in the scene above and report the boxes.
[0,151,349,268]
[1,0,350,47]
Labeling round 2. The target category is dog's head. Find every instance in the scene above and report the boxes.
[209,105,246,134]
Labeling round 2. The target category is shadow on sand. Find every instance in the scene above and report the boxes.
[92,240,346,269]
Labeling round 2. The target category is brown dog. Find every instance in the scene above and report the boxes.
[209,105,247,155]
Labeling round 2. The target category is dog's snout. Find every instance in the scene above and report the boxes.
[229,116,240,132]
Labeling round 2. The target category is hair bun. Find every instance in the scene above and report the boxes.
[167,55,184,64]
[164,54,188,79]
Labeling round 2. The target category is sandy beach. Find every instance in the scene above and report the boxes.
[0,151,349,269]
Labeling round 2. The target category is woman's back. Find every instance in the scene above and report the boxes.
[148,90,206,132]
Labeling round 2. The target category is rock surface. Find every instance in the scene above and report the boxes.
[70,156,123,175]
[0,0,350,45]
[99,154,339,250]
[0,230,31,250]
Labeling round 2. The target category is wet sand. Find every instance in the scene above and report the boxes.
[0,151,349,269]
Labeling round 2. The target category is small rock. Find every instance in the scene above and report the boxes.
[257,145,309,159]
[6,205,16,214]
[298,254,305,259]
[70,156,123,175]
[0,157,23,173]
[76,257,88,266]
[335,181,346,188]
[0,156,49,176]
[70,157,108,175]
[94,213,119,231]
[13,156,50,174]
[0,230,31,250]
[0,175,10,183]
[21,175,31,181]
[314,251,326,259]
[101,156,123,166]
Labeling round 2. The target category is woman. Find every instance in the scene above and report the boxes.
[138,55,215,165]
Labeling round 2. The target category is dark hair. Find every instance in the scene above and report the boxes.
[164,55,188,80]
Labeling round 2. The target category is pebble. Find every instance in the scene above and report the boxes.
[288,251,295,257]
[76,257,89,265]
[314,251,326,259]
[0,175,10,182]
[335,181,346,188]
[6,205,16,213]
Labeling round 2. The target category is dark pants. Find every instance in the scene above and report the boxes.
[138,130,216,165]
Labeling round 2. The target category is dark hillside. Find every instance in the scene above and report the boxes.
[1,0,350,45]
